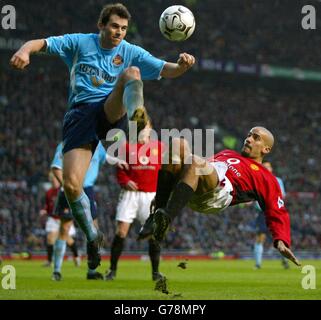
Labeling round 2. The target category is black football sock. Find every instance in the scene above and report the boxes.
[148,239,161,273]
[68,242,79,258]
[110,235,125,271]
[47,244,54,263]
[165,181,195,220]
[155,170,177,210]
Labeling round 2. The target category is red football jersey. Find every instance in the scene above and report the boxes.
[44,187,59,218]
[117,140,164,192]
[208,149,291,247]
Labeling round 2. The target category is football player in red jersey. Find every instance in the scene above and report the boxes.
[139,126,300,266]
[106,108,165,281]
[39,172,80,269]
[39,172,61,267]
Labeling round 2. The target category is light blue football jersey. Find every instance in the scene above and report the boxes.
[276,177,286,196]
[45,33,166,107]
[51,141,106,187]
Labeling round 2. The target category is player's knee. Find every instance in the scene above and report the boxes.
[47,234,56,245]
[116,229,127,238]
[191,155,206,167]
[122,66,141,82]
[63,176,82,200]
[185,155,201,169]
[184,155,207,176]
[60,223,71,236]
[116,223,129,238]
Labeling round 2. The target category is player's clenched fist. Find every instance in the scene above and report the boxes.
[10,49,30,69]
[9,39,46,70]
[177,52,195,70]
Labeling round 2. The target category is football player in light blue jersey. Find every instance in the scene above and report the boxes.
[254,162,289,269]
[51,142,107,281]
[10,3,195,271]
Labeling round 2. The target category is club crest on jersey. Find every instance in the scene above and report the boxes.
[112,54,123,66]
[250,164,260,171]
[277,196,284,209]
[139,156,149,165]
[91,76,105,87]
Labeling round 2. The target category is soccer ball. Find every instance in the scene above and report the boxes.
[159,5,195,41]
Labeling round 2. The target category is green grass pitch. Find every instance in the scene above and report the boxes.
[1,259,320,300]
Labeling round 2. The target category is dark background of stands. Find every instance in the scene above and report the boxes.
[0,0,320,257]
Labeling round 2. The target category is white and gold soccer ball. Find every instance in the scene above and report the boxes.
[159,5,195,41]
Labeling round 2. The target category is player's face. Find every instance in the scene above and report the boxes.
[99,14,128,48]
[241,128,270,161]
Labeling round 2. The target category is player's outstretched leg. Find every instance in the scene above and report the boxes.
[153,208,172,242]
[153,134,219,241]
[123,78,144,119]
[138,170,176,240]
[152,154,217,241]
[152,178,196,241]
[139,138,196,241]
[137,213,154,240]
[104,67,144,126]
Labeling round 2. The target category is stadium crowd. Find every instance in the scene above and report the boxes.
[1,0,320,256]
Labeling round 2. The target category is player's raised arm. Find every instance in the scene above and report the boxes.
[160,52,195,78]
[10,39,47,69]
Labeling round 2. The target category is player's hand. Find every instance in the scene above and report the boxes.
[125,180,139,191]
[276,240,301,266]
[116,160,129,170]
[177,53,195,71]
[10,49,30,69]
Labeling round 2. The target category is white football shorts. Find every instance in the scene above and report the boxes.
[45,216,76,237]
[45,217,60,233]
[116,190,156,224]
[188,161,233,214]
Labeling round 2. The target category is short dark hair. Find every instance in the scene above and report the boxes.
[98,3,131,26]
